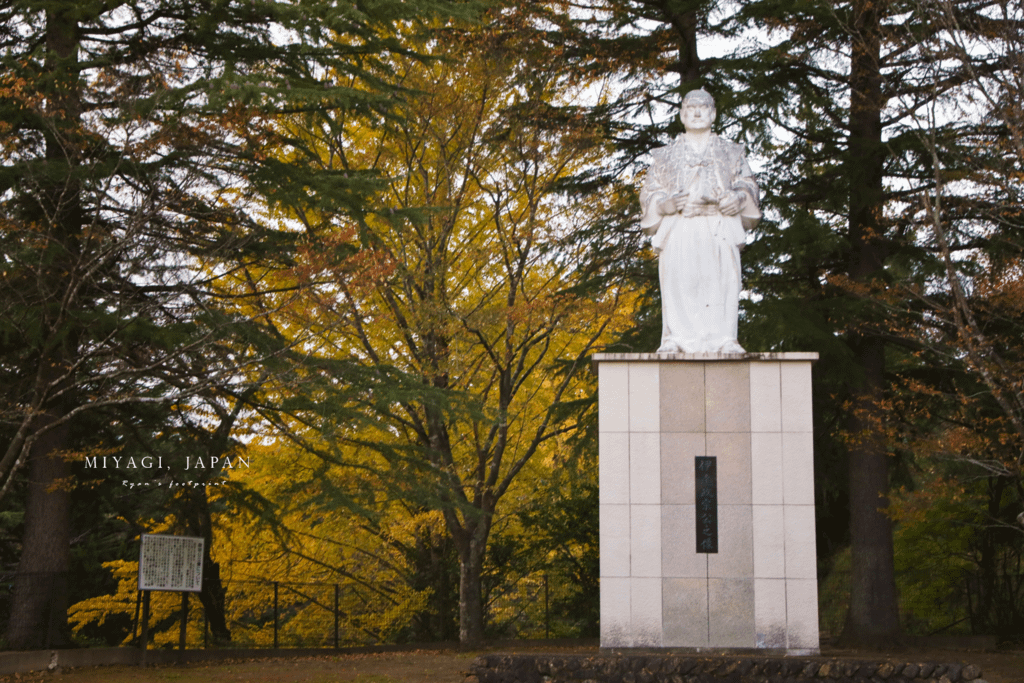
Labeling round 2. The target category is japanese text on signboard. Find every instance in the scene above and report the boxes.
[138,534,204,592]
[695,456,718,554]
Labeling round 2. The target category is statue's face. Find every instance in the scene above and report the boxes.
[679,102,716,133]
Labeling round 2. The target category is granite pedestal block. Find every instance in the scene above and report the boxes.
[595,352,819,654]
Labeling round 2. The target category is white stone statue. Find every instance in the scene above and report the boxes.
[640,89,760,354]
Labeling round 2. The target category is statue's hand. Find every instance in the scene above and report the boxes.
[718,191,744,216]
[658,192,689,216]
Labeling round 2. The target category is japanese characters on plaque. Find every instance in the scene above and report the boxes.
[695,456,718,554]
[138,534,205,592]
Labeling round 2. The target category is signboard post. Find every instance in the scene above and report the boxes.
[137,534,205,664]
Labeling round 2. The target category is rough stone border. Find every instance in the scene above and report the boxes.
[467,653,988,683]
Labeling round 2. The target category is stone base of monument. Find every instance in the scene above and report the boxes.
[466,653,987,683]
[594,353,819,653]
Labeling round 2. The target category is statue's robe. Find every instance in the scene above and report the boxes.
[640,134,761,353]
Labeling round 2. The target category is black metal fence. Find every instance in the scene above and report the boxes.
[818,570,1024,640]
[4,569,1024,649]
[485,573,597,640]
[1,571,593,650]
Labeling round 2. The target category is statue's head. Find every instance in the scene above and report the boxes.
[679,89,716,132]
[682,89,715,108]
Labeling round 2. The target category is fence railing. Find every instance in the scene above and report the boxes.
[1,571,594,650]
[818,569,1024,640]
[484,573,598,640]
[4,569,1023,649]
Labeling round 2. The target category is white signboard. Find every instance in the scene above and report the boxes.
[138,534,204,592]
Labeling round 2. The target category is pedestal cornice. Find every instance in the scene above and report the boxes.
[592,351,818,372]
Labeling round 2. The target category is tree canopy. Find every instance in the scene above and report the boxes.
[224,17,635,643]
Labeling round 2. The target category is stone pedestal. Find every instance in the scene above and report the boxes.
[595,352,820,654]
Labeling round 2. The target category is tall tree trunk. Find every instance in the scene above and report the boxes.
[455,515,491,645]
[199,556,232,644]
[6,415,73,649]
[654,0,703,88]
[6,5,83,650]
[457,544,484,646]
[843,339,901,644]
[841,0,901,646]
[977,476,1004,631]
[183,486,233,644]
[181,412,244,645]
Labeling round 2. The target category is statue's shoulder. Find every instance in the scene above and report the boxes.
[713,134,747,155]
[649,136,687,171]
[650,138,679,162]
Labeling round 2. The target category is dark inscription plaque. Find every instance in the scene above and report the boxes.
[695,456,718,553]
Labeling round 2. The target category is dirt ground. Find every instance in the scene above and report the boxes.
[0,645,1021,683]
